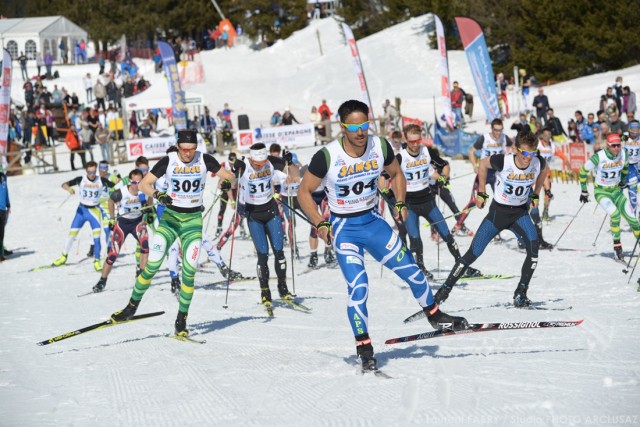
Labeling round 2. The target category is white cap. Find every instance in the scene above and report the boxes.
[250,147,268,162]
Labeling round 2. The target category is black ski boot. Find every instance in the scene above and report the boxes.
[356,334,377,372]
[261,287,272,305]
[278,282,293,300]
[308,252,319,269]
[513,284,532,307]
[136,267,142,277]
[219,263,243,280]
[462,266,482,278]
[175,311,188,337]
[324,247,336,264]
[171,277,180,294]
[111,298,140,322]
[416,261,434,280]
[614,240,624,261]
[424,303,468,330]
[215,226,222,238]
[93,277,107,293]
[87,244,94,258]
[536,225,553,250]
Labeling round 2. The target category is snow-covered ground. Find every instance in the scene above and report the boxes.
[3,15,640,427]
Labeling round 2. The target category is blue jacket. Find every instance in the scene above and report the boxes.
[0,173,9,211]
[581,124,595,144]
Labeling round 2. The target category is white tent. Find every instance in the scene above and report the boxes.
[0,16,87,62]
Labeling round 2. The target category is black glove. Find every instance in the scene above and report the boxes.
[145,212,155,224]
[220,179,232,191]
[393,201,407,217]
[477,192,489,202]
[619,181,628,190]
[579,191,589,203]
[108,218,116,230]
[436,176,449,189]
[283,150,293,164]
[154,191,173,206]
[530,193,539,204]
[544,189,554,199]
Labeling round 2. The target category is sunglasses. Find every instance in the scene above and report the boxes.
[179,147,197,153]
[517,147,537,157]
[341,121,370,132]
[608,144,621,148]
[492,127,503,132]
[130,180,140,185]
[407,139,422,144]
[86,170,97,175]
[139,167,149,172]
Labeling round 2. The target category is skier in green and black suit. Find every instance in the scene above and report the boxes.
[111,130,236,336]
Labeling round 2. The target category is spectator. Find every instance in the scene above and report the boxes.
[382,99,399,131]
[18,52,28,81]
[79,110,94,161]
[567,119,580,142]
[581,114,597,144]
[613,76,623,113]
[44,51,53,78]
[35,51,44,77]
[106,77,120,108]
[52,85,62,104]
[222,29,229,49]
[59,40,68,64]
[281,109,300,126]
[94,123,111,162]
[601,87,617,116]
[98,54,105,75]
[450,81,466,127]
[310,106,321,131]
[200,107,215,139]
[597,110,607,124]
[592,123,604,152]
[622,86,637,121]
[519,68,531,113]
[83,73,93,103]
[318,99,332,119]
[129,111,138,136]
[222,103,233,128]
[546,108,566,139]
[608,110,628,135]
[511,113,529,133]
[70,92,79,109]
[94,79,106,111]
[270,111,282,127]
[574,110,586,136]
[532,87,550,123]
[0,164,10,261]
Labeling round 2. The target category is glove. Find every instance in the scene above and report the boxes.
[379,187,390,197]
[283,150,293,164]
[145,212,155,225]
[68,188,75,195]
[220,179,231,191]
[436,176,449,188]
[579,191,589,203]
[477,192,489,202]
[273,193,281,200]
[530,193,539,205]
[316,220,331,235]
[154,191,173,206]
[544,189,554,199]
[393,201,407,216]
[619,181,628,190]
[621,134,629,142]
[108,218,116,230]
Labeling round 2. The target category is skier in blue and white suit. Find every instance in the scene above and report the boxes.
[298,100,468,372]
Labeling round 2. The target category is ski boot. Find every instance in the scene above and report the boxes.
[87,244,94,258]
[324,247,336,264]
[416,261,434,280]
[452,223,474,236]
[356,334,377,372]
[462,266,482,278]
[424,303,468,330]
[278,282,293,300]
[614,240,624,261]
[93,259,102,272]
[542,206,550,222]
[171,277,181,294]
[215,226,223,238]
[136,267,142,277]
[111,298,140,322]
[219,263,243,280]
[513,284,532,307]
[175,311,188,337]
[93,277,107,293]
[433,284,452,304]
[261,287,273,308]
[307,252,319,269]
[536,225,553,250]
[52,253,68,266]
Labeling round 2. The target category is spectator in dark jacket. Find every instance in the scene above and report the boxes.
[532,87,550,123]
[546,108,566,138]
[623,86,637,121]
[0,165,11,260]
[510,113,529,133]
[281,109,300,126]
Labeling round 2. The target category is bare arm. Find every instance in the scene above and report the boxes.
[468,146,478,172]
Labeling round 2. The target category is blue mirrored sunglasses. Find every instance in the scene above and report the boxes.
[517,147,537,157]
[341,121,370,132]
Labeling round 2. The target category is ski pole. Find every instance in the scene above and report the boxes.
[203,191,223,235]
[622,233,640,274]
[627,250,640,284]
[592,214,608,247]
[423,206,475,229]
[450,171,476,181]
[552,203,585,249]
[222,189,242,309]
[58,193,73,208]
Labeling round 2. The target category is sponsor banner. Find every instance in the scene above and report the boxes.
[341,23,377,132]
[455,17,501,122]
[0,48,12,159]
[434,119,479,157]
[126,136,175,161]
[434,15,454,129]
[237,123,315,149]
[158,41,187,130]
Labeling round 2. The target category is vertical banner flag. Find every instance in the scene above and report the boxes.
[454,17,501,122]
[341,23,377,132]
[158,41,187,131]
[434,15,454,129]
[0,48,12,159]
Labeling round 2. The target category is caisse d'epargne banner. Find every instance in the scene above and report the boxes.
[126,136,175,161]
[0,48,13,160]
[237,123,315,149]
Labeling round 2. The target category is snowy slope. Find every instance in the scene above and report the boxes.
[4,15,640,427]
